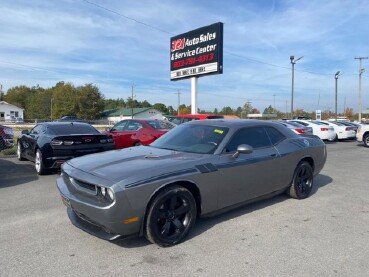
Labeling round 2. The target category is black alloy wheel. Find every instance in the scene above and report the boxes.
[145,186,197,247]
[287,161,313,199]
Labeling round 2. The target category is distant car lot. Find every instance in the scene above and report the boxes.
[1,140,369,276]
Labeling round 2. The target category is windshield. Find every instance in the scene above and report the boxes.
[150,124,229,154]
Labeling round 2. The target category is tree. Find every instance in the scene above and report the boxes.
[76,84,105,119]
[220,106,233,115]
[178,104,191,114]
[152,103,168,114]
[4,85,31,110]
[263,105,277,114]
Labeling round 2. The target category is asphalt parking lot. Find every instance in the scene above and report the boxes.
[1,140,368,277]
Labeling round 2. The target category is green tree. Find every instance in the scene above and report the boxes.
[220,106,233,115]
[76,84,105,119]
[152,103,168,114]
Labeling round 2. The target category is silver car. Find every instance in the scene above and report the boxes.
[57,120,327,247]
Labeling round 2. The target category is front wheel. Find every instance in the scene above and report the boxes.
[17,142,26,161]
[145,186,197,247]
[286,161,313,199]
[35,149,48,175]
[363,134,369,147]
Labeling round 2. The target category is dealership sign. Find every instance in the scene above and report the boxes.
[170,22,223,80]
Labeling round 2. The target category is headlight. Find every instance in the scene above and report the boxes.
[107,189,114,201]
[99,187,114,202]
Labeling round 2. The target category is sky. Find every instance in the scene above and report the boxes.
[1,0,369,114]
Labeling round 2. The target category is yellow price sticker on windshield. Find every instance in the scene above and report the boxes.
[214,129,224,134]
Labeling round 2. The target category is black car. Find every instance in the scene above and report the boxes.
[0,124,14,150]
[17,122,115,175]
[57,116,87,123]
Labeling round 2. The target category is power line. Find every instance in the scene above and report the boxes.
[81,0,173,35]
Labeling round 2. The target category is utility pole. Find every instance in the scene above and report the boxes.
[131,85,134,119]
[290,55,303,118]
[175,90,181,115]
[355,57,368,122]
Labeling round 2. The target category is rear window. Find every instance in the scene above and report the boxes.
[49,124,99,135]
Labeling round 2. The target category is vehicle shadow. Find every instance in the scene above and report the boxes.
[114,173,333,248]
[0,158,38,188]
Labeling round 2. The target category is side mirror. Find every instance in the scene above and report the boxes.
[21,130,29,135]
[232,144,253,158]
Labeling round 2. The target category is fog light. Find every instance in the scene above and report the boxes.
[101,187,106,196]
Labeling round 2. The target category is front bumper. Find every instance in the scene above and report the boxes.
[56,173,142,240]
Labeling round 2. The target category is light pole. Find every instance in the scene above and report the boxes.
[335,71,340,121]
[359,68,365,122]
[290,55,303,118]
[50,98,53,120]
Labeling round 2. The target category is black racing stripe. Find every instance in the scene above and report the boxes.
[125,168,198,189]
[216,156,273,169]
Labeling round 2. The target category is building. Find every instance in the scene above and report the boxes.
[0,101,24,122]
[101,107,164,123]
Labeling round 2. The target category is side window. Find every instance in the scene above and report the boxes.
[112,121,127,131]
[30,125,43,135]
[265,127,285,145]
[126,121,143,131]
[224,127,271,152]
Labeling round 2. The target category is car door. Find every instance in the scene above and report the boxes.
[108,121,128,149]
[216,126,283,209]
[22,125,44,161]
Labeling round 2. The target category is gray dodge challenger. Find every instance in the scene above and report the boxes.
[57,119,327,247]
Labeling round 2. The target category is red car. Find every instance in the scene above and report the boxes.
[104,119,176,149]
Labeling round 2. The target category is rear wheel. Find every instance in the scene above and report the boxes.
[287,161,313,199]
[145,186,197,247]
[363,134,369,147]
[35,149,48,175]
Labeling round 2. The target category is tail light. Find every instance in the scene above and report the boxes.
[345,127,352,131]
[320,128,329,131]
[294,128,305,134]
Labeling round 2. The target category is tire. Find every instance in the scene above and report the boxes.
[35,149,47,175]
[134,142,142,146]
[363,134,369,147]
[17,142,26,161]
[145,186,197,247]
[287,161,313,199]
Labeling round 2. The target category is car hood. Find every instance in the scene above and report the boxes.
[65,146,212,184]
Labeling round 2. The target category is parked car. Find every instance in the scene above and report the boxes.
[103,119,176,149]
[289,120,336,141]
[272,120,313,135]
[168,114,224,125]
[57,119,327,247]
[0,124,14,150]
[17,122,115,175]
[356,124,369,147]
[319,120,356,141]
[57,116,86,122]
[336,121,360,132]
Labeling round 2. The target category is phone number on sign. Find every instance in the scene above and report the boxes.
[172,53,215,69]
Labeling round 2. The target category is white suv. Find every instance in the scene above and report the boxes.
[356,124,369,147]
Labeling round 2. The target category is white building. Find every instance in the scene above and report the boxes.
[0,101,24,122]
[101,107,164,123]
